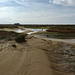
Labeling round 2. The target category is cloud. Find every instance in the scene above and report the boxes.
[49,0,75,6]
[14,0,30,6]
[0,0,50,7]
[14,0,50,7]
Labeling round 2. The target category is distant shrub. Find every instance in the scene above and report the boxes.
[15,34,27,43]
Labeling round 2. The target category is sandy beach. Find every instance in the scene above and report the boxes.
[0,35,75,75]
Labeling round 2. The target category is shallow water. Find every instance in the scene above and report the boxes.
[32,34,75,39]
[25,28,46,32]
[44,38,75,44]
[14,29,25,33]
[13,28,46,33]
[13,28,75,44]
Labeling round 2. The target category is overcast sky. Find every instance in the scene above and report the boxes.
[0,0,75,24]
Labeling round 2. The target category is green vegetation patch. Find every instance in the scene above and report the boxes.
[15,34,27,43]
[0,31,19,40]
[47,26,75,33]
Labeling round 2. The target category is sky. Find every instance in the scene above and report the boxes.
[0,0,75,24]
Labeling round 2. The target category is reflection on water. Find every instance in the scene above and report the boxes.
[14,29,24,33]
[14,28,46,33]
[25,28,46,32]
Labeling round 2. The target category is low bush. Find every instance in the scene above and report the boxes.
[15,34,27,43]
[12,44,17,48]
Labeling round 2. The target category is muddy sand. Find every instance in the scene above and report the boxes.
[0,36,75,75]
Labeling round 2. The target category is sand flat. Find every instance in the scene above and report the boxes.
[0,37,52,75]
[0,36,75,75]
